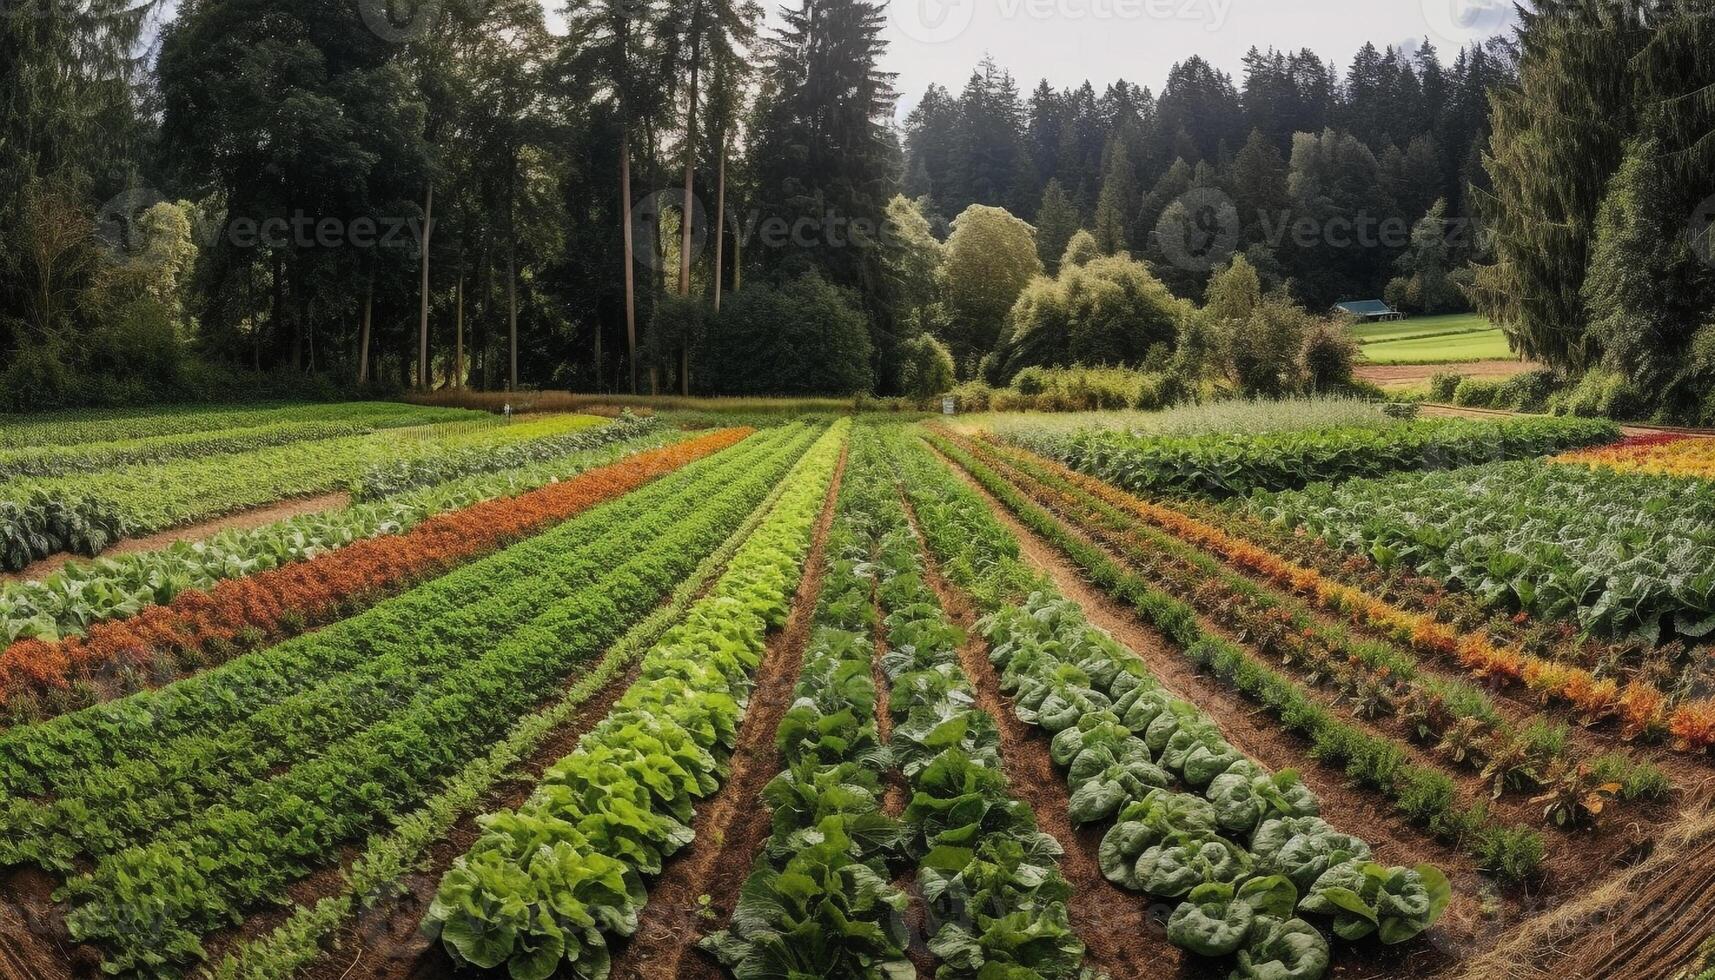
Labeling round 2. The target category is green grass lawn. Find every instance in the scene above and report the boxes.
[1360,328,1516,364]
[1349,312,1494,344]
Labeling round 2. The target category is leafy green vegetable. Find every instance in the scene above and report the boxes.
[1299,860,1452,943]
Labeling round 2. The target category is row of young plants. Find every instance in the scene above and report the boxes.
[1251,457,1715,646]
[1083,465,1715,754]
[708,424,1091,978]
[960,437,1669,825]
[0,492,126,572]
[1554,433,1715,481]
[924,431,1550,884]
[421,420,847,980]
[0,420,678,646]
[0,416,432,482]
[0,428,800,863]
[350,412,644,500]
[0,426,723,723]
[42,425,823,977]
[702,427,917,977]
[0,410,595,550]
[207,434,809,980]
[1004,415,1618,499]
[0,400,483,451]
[890,430,1449,979]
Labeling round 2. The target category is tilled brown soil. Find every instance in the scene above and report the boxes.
[925,441,1482,977]
[606,448,846,980]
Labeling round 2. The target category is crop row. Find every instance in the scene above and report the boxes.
[925,431,1549,883]
[1554,433,1715,480]
[961,437,1668,824]
[0,400,484,451]
[0,427,803,861]
[0,420,678,647]
[41,425,820,976]
[0,416,436,482]
[206,433,804,980]
[422,420,846,979]
[892,430,1449,977]
[1004,415,1618,499]
[350,411,642,499]
[1252,457,1715,647]
[703,427,918,976]
[0,426,730,721]
[0,411,607,559]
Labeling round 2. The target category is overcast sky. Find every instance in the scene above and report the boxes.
[822,0,1521,120]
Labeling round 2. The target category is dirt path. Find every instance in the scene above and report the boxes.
[898,493,1185,979]
[1356,360,1536,385]
[1,492,350,584]
[608,447,846,980]
[924,440,1481,977]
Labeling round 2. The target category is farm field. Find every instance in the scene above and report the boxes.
[1350,315,1516,366]
[0,398,1711,980]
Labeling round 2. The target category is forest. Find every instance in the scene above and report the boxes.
[1,1,1712,422]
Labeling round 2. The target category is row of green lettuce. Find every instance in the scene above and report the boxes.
[0,400,483,451]
[702,425,918,976]
[348,412,644,500]
[2,425,816,977]
[1250,458,1715,644]
[894,428,1450,979]
[928,430,1548,885]
[0,411,606,570]
[421,420,846,979]
[1003,415,1619,499]
[204,427,810,980]
[0,414,671,642]
[708,422,1093,977]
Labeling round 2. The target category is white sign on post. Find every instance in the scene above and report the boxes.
[942,396,955,416]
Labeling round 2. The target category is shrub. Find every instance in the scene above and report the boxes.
[897,333,956,400]
[1428,372,1463,402]
[694,272,875,396]
[1452,377,1502,408]
[1300,322,1357,392]
[996,253,1187,380]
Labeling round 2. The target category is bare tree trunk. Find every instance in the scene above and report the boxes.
[679,19,700,297]
[418,183,434,389]
[453,273,464,389]
[358,273,373,384]
[594,324,603,392]
[620,119,638,394]
[507,242,518,391]
[713,140,726,313]
[732,226,741,293]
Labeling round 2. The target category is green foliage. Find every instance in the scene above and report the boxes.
[898,333,957,400]
[941,205,1043,372]
[1033,180,1080,275]
[1015,415,1616,499]
[1254,455,1715,642]
[995,253,1188,381]
[694,273,876,396]
[353,413,654,500]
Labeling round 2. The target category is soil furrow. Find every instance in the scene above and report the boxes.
[608,446,847,980]
[923,438,1479,977]
[897,489,1185,978]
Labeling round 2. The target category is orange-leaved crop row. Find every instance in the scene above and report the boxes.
[0,427,752,710]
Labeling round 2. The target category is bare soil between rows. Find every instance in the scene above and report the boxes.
[968,438,1690,872]
[898,493,1186,979]
[607,446,846,980]
[2,492,351,584]
[923,438,1481,978]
